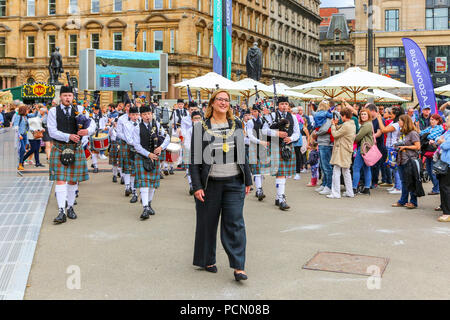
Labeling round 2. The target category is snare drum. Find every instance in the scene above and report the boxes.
[90,132,109,152]
[165,142,182,163]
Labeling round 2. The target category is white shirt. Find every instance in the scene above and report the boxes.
[47,104,96,143]
[132,121,170,158]
[116,113,129,141]
[247,116,270,145]
[263,112,300,144]
[180,116,192,141]
[108,125,117,142]
[123,120,138,145]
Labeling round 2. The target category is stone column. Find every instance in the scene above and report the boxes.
[1,77,5,89]
[169,74,175,99]
[6,77,11,89]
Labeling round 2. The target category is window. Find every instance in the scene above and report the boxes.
[113,0,122,12]
[255,16,259,32]
[341,51,345,60]
[248,13,251,30]
[48,35,56,57]
[385,9,399,31]
[208,36,213,58]
[113,32,122,51]
[69,34,77,57]
[91,33,100,49]
[330,51,334,61]
[426,8,449,30]
[168,0,171,9]
[239,9,243,26]
[49,0,56,15]
[0,37,5,58]
[154,0,163,9]
[198,0,202,11]
[27,0,35,16]
[91,0,100,13]
[334,32,340,42]
[170,30,175,53]
[378,46,406,82]
[154,30,163,52]
[143,31,147,52]
[196,32,201,55]
[209,0,213,14]
[27,36,35,58]
[262,19,266,35]
[145,0,149,10]
[427,45,450,86]
[69,0,78,14]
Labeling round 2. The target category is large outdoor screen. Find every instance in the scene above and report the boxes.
[79,49,168,92]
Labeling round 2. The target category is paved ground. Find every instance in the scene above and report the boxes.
[23,162,450,300]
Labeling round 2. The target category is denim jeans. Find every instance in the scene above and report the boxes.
[352,147,372,189]
[318,145,333,188]
[393,167,402,190]
[193,176,246,270]
[18,134,27,165]
[397,164,418,206]
[23,139,41,165]
[425,157,440,193]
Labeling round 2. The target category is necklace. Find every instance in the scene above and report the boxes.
[202,118,236,153]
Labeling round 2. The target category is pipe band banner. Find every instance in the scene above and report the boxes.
[402,38,437,114]
[213,0,223,75]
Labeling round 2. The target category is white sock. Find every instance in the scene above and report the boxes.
[92,153,98,167]
[254,175,262,189]
[130,176,136,191]
[163,162,168,170]
[112,166,118,176]
[149,188,156,202]
[124,174,131,187]
[67,184,77,207]
[275,178,285,200]
[140,188,149,207]
[55,184,68,209]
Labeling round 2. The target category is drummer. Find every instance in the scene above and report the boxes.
[132,105,170,219]
[163,99,185,176]
[109,118,120,183]
[89,105,107,173]
[116,103,131,184]
[122,106,140,203]
[180,101,200,192]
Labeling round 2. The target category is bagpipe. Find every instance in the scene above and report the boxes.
[142,118,166,172]
[269,78,291,161]
[66,72,91,131]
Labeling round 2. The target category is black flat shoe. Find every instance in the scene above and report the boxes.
[234,271,248,281]
[112,176,117,183]
[35,163,44,167]
[140,206,150,220]
[93,167,99,173]
[148,202,155,215]
[163,170,169,176]
[125,188,132,197]
[120,177,125,185]
[169,168,174,175]
[54,209,67,224]
[67,206,77,219]
[130,193,138,203]
[275,199,279,206]
[205,265,217,273]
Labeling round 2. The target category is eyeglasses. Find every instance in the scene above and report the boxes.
[215,97,230,103]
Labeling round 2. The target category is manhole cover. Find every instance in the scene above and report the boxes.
[302,251,389,277]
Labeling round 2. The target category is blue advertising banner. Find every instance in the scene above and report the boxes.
[402,38,437,114]
[213,0,223,75]
[225,0,232,79]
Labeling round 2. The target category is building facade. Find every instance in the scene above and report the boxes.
[0,0,321,103]
[354,0,450,92]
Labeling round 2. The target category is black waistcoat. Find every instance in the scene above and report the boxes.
[55,105,78,143]
[139,121,153,152]
[275,111,294,136]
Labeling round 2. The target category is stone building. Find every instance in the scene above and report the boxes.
[0,0,321,103]
[353,0,450,90]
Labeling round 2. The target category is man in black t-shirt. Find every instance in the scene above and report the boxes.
[367,104,388,188]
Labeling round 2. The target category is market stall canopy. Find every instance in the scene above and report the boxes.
[291,67,412,101]
[173,72,238,93]
[274,83,320,100]
[434,84,450,97]
[0,91,13,104]
[361,89,408,103]
[228,78,275,98]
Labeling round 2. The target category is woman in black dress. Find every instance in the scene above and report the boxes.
[189,90,252,281]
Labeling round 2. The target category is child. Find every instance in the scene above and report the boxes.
[313,100,333,129]
[307,141,320,187]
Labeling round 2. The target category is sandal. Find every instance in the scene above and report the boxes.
[438,215,450,222]
[435,206,442,211]
[392,203,405,207]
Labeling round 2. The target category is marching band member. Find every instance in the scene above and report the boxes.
[247,104,271,201]
[116,103,130,184]
[47,86,96,224]
[122,106,140,203]
[265,96,300,211]
[164,99,185,175]
[89,105,107,173]
[109,118,120,182]
[132,105,170,219]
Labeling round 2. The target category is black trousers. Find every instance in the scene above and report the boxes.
[24,139,41,165]
[193,176,246,270]
[294,146,303,173]
[438,169,450,215]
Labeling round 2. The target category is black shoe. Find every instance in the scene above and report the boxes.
[35,163,44,167]
[234,271,248,281]
[140,206,150,220]
[125,188,132,197]
[93,167,99,173]
[117,172,121,178]
[275,199,279,206]
[91,164,94,168]
[112,176,117,183]
[75,190,79,198]
[74,200,77,206]
[163,170,169,176]
[169,168,174,175]
[148,202,155,215]
[353,188,358,196]
[120,177,125,185]
[189,187,195,196]
[53,209,67,224]
[360,187,370,195]
[67,206,77,219]
[256,189,266,201]
[130,193,138,203]
[278,195,290,211]
[205,265,217,273]
[160,174,164,179]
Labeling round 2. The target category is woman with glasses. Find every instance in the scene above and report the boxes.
[189,90,252,281]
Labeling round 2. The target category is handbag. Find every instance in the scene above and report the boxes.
[32,130,43,139]
[432,158,449,176]
[361,127,382,166]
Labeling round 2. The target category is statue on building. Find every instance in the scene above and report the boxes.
[246,42,262,81]
[49,47,64,85]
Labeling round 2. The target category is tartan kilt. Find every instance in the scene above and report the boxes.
[159,149,166,162]
[120,141,135,175]
[134,154,161,189]
[249,143,271,175]
[179,146,189,169]
[49,142,89,183]
[108,140,119,166]
[270,144,296,177]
